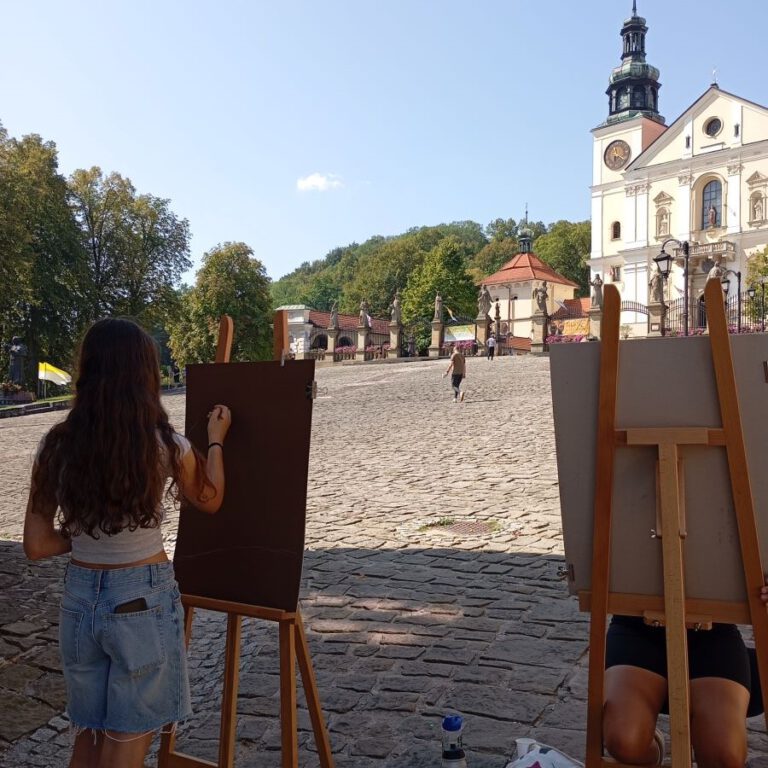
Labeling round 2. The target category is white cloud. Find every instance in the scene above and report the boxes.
[296,172,343,192]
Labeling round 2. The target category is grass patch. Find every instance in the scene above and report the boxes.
[417,517,455,532]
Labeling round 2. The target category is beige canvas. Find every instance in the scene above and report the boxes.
[550,334,768,603]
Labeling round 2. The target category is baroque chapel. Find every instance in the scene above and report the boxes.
[589,2,768,335]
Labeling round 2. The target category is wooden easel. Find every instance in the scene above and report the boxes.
[158,312,334,768]
[582,280,768,768]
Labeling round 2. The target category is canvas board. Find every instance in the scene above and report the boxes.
[550,334,768,604]
[173,360,315,612]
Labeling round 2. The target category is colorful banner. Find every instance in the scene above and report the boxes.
[443,324,476,342]
[38,362,72,386]
[563,318,590,336]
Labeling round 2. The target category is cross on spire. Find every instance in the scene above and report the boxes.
[632,1,637,16]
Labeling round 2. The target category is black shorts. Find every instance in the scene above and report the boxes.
[606,615,750,691]
[451,373,464,388]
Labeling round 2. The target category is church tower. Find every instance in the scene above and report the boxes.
[603,1,664,126]
[590,3,668,267]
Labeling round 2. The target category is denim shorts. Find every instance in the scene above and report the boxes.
[60,561,192,733]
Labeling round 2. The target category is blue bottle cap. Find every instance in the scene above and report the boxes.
[442,715,463,731]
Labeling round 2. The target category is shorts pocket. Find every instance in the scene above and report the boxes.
[104,606,166,677]
[59,607,83,665]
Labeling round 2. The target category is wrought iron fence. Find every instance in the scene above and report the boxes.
[663,291,763,335]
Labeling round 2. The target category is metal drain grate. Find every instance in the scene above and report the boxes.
[446,521,494,536]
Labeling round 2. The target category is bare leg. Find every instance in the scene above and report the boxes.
[97,730,154,768]
[690,677,749,768]
[603,665,666,765]
[69,730,103,768]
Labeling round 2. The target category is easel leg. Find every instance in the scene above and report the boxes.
[218,614,242,768]
[658,444,692,768]
[280,618,299,768]
[295,611,334,767]
[159,607,197,766]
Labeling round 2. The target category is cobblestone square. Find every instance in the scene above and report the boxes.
[0,356,765,766]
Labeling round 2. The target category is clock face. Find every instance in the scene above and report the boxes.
[604,140,631,171]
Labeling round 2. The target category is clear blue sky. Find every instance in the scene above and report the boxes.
[1,1,764,282]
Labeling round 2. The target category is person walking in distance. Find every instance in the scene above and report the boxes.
[443,344,466,402]
[23,318,232,768]
[487,334,497,361]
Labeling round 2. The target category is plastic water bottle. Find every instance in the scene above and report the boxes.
[441,715,468,767]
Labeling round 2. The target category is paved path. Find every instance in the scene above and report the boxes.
[0,357,765,767]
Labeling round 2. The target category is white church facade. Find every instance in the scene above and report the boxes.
[589,4,768,335]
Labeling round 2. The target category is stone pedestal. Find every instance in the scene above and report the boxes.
[356,326,370,361]
[389,322,403,358]
[475,315,491,350]
[587,307,602,340]
[647,302,664,337]
[428,320,444,358]
[531,312,548,354]
[327,328,338,355]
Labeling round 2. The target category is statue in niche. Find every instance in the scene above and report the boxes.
[590,274,604,309]
[532,281,549,315]
[708,204,717,228]
[753,196,764,222]
[7,337,27,385]
[389,291,402,325]
[328,301,339,329]
[657,209,669,237]
[433,293,443,322]
[477,285,492,318]
[649,262,664,304]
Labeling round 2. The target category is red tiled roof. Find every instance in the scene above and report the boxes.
[482,252,579,288]
[549,297,590,320]
[308,310,389,335]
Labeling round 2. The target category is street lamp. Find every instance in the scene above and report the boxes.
[720,268,742,332]
[655,239,690,335]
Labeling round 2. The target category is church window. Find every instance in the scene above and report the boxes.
[611,221,621,240]
[704,117,722,138]
[701,180,722,229]
[685,135,691,149]
[656,208,669,237]
[734,123,740,138]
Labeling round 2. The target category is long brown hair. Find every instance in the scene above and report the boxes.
[33,318,208,537]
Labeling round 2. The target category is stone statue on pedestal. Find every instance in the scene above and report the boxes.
[434,293,443,321]
[477,285,492,318]
[590,274,604,309]
[359,299,370,328]
[389,291,402,324]
[329,301,339,329]
[8,337,27,385]
[532,281,549,314]
[649,262,664,304]
[707,258,724,282]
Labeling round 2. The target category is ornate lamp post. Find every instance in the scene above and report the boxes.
[720,268,742,332]
[654,239,690,335]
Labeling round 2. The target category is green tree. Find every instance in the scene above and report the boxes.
[470,239,520,280]
[168,242,272,366]
[402,236,477,324]
[532,220,591,295]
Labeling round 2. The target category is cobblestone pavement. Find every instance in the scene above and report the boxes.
[0,357,765,767]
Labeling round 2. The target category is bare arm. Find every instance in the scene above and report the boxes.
[179,404,231,514]
[23,474,71,561]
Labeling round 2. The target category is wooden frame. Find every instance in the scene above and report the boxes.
[584,281,768,768]
[158,311,334,768]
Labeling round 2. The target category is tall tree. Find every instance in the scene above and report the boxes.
[532,220,591,295]
[168,242,272,366]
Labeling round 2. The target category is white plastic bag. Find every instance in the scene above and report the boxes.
[505,738,584,768]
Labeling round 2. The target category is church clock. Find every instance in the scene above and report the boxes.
[604,140,631,170]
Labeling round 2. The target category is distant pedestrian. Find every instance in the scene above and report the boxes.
[487,334,497,361]
[442,345,466,402]
[171,361,181,387]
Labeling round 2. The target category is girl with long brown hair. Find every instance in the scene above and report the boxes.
[23,318,231,768]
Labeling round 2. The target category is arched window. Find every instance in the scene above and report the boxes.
[656,207,669,237]
[611,221,621,240]
[702,179,722,229]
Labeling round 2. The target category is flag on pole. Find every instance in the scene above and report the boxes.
[38,362,72,386]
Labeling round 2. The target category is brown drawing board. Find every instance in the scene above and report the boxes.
[550,334,768,603]
[173,359,316,612]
